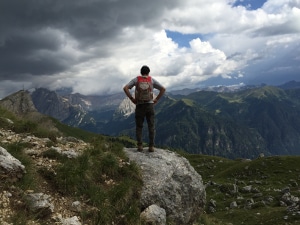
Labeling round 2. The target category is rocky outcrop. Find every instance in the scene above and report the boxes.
[124,147,206,225]
[0,90,37,115]
[0,90,61,134]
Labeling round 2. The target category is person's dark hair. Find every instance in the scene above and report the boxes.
[140,65,150,75]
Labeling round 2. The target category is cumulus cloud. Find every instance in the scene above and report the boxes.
[0,0,299,98]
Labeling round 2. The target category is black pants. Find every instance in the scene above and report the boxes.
[135,103,155,146]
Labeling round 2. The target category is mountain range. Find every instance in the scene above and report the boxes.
[8,80,300,159]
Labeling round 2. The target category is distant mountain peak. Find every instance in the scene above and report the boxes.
[278,80,300,89]
[113,97,135,119]
[0,90,38,116]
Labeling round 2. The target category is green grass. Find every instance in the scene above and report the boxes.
[2,142,41,191]
[13,145,142,224]
[47,144,143,224]
[182,153,300,225]
[0,109,143,225]
[182,98,195,106]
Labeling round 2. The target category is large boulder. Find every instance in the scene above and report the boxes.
[124,148,206,225]
[0,146,25,182]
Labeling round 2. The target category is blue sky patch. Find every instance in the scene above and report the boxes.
[166,30,210,48]
[232,0,267,10]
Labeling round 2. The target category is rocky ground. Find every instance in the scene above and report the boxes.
[0,128,91,225]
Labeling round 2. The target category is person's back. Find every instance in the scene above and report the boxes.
[135,75,153,103]
[123,65,166,152]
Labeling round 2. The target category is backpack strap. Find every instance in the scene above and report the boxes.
[137,75,152,82]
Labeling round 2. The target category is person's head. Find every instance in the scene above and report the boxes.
[140,65,150,75]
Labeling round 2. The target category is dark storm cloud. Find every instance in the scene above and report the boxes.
[0,0,180,44]
[0,0,180,79]
[251,22,300,37]
[0,30,69,79]
[243,39,300,85]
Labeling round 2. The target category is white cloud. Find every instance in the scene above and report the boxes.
[0,0,300,97]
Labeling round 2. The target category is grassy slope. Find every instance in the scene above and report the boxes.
[0,106,143,225]
[182,153,300,225]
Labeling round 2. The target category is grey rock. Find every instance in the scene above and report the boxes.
[52,215,82,225]
[60,216,81,225]
[241,185,252,193]
[24,193,54,217]
[51,146,79,158]
[287,202,300,214]
[281,187,291,194]
[230,201,238,209]
[209,199,217,208]
[244,198,254,209]
[71,201,82,212]
[140,204,166,225]
[208,206,216,213]
[0,146,25,182]
[124,148,206,225]
[281,192,299,206]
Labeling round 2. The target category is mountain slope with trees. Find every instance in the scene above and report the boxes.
[29,83,300,159]
[183,86,300,156]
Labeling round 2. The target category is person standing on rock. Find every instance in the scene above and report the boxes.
[123,65,166,152]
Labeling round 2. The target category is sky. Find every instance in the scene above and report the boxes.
[0,0,300,98]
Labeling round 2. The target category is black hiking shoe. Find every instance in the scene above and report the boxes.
[148,146,154,152]
[137,145,143,152]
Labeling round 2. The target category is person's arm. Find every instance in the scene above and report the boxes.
[153,86,166,104]
[123,85,136,104]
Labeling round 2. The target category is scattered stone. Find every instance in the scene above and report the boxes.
[60,216,81,225]
[52,214,82,225]
[208,206,216,213]
[244,198,254,209]
[209,199,217,208]
[71,201,82,212]
[24,193,54,217]
[281,187,290,194]
[230,201,238,209]
[140,204,166,225]
[281,192,299,206]
[241,185,252,193]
